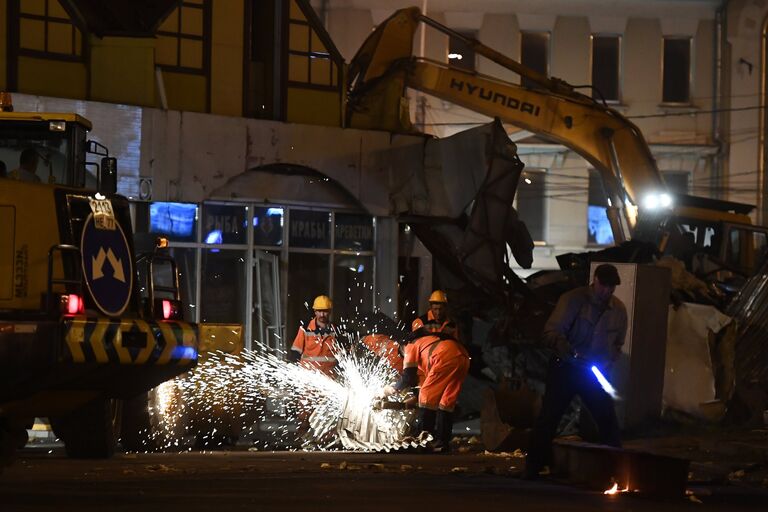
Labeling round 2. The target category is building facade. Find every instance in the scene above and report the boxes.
[4,0,768,347]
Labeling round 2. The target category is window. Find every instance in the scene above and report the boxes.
[202,203,248,245]
[662,37,691,104]
[253,206,284,246]
[287,0,338,88]
[156,0,210,74]
[517,169,546,242]
[520,32,549,89]
[448,32,476,72]
[591,35,620,103]
[289,209,331,249]
[17,0,84,60]
[201,249,248,326]
[587,170,614,245]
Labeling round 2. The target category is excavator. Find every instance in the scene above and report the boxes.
[0,93,199,464]
[346,7,768,286]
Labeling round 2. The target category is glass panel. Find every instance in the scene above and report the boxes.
[159,9,179,32]
[310,31,325,53]
[156,36,178,66]
[149,202,198,242]
[334,213,374,251]
[333,254,373,322]
[289,24,309,52]
[202,203,248,245]
[48,21,73,55]
[0,123,72,185]
[288,54,309,82]
[289,209,331,249]
[20,0,45,16]
[252,250,281,350]
[310,57,331,86]
[201,249,247,325]
[20,18,45,51]
[253,206,284,246]
[181,6,203,36]
[75,29,82,55]
[48,0,68,18]
[289,0,306,21]
[180,38,203,69]
[287,252,330,346]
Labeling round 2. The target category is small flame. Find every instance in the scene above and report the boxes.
[603,482,630,495]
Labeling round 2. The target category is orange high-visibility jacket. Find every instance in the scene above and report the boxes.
[403,334,470,412]
[411,310,460,339]
[291,319,338,375]
[362,334,404,374]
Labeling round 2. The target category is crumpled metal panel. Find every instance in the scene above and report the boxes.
[726,261,768,387]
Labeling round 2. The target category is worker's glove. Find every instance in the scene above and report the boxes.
[379,384,396,398]
[287,350,301,363]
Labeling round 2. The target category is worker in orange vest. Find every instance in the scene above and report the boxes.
[289,295,339,377]
[382,329,470,452]
[411,290,459,339]
[362,333,404,374]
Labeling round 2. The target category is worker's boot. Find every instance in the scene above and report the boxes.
[410,407,436,440]
[433,410,454,453]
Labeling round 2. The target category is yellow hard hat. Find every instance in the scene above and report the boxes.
[312,295,333,310]
[428,290,448,303]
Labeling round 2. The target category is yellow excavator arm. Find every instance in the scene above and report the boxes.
[347,7,668,243]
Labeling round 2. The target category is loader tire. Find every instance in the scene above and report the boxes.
[120,392,154,452]
[50,399,122,458]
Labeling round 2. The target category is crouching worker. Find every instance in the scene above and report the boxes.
[382,329,470,452]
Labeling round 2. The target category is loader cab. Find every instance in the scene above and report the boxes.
[0,112,116,194]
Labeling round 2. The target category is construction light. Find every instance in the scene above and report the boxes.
[62,294,85,315]
[156,298,183,320]
[591,365,619,399]
[642,192,673,211]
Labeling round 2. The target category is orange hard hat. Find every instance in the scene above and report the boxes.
[312,295,333,310]
[428,290,448,303]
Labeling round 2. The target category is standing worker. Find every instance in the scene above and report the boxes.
[411,290,459,338]
[382,329,470,452]
[289,295,339,377]
[525,264,627,478]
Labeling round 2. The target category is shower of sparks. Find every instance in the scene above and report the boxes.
[127,324,423,453]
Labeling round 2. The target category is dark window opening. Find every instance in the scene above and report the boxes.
[448,32,476,72]
[521,32,549,89]
[663,38,691,104]
[591,35,620,103]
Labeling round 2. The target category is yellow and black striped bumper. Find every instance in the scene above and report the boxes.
[63,316,198,366]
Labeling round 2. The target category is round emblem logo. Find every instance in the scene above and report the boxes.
[80,213,134,316]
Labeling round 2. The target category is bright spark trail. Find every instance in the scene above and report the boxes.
[135,328,422,453]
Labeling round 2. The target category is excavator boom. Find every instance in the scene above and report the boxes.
[347,7,668,243]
